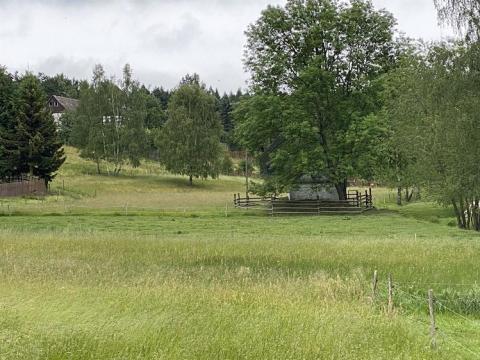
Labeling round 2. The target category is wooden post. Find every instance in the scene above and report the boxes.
[428,289,437,349]
[388,273,394,314]
[365,190,368,208]
[372,270,378,302]
[369,187,372,208]
[245,150,249,198]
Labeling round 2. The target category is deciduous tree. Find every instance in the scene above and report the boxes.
[156,81,223,185]
[237,0,399,199]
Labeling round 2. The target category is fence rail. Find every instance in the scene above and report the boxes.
[233,189,374,216]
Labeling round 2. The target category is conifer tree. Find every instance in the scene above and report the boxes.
[15,74,65,184]
[0,67,18,179]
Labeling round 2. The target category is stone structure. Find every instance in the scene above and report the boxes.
[288,175,339,201]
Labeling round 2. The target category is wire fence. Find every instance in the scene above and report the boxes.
[375,274,480,359]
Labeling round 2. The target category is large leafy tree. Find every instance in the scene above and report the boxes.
[237,0,399,199]
[156,81,223,185]
[15,74,65,184]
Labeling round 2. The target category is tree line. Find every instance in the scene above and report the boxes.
[0,64,244,186]
[233,0,480,231]
[65,65,243,183]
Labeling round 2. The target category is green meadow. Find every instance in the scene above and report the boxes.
[1,148,479,359]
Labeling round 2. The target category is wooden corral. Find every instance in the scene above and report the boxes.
[234,189,373,216]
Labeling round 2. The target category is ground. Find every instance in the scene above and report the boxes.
[0,148,479,359]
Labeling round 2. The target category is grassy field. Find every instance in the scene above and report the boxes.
[1,148,479,359]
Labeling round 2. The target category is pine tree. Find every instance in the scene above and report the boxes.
[15,74,65,184]
[0,67,18,179]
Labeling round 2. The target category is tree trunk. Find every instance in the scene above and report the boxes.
[96,158,101,175]
[459,197,467,229]
[189,175,193,186]
[397,187,402,206]
[335,180,347,201]
[452,199,464,229]
[405,188,414,202]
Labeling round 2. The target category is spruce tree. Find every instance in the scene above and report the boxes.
[0,67,18,179]
[15,74,65,184]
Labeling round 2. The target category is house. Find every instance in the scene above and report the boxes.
[47,95,79,123]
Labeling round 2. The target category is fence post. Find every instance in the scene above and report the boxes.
[428,289,437,349]
[388,273,394,314]
[372,270,378,302]
[369,188,373,208]
[365,190,369,208]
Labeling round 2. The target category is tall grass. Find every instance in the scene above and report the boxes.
[0,148,479,359]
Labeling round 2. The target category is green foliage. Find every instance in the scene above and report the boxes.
[14,74,65,183]
[58,110,75,145]
[238,0,400,199]
[220,149,234,175]
[1,147,479,358]
[382,41,480,229]
[0,67,18,179]
[70,64,148,175]
[156,81,223,185]
[38,73,81,98]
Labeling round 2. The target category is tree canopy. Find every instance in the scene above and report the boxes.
[435,0,480,40]
[156,81,223,185]
[70,64,149,175]
[236,0,399,199]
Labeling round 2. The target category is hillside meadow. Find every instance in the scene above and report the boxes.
[1,148,479,359]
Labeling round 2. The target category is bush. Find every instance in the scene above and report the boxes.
[221,152,234,175]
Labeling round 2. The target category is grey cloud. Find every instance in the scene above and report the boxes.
[144,13,202,51]
[0,0,451,93]
[34,55,98,80]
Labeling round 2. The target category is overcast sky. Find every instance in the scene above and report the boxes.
[0,0,455,93]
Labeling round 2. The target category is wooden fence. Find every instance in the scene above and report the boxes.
[0,176,47,197]
[233,188,373,216]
